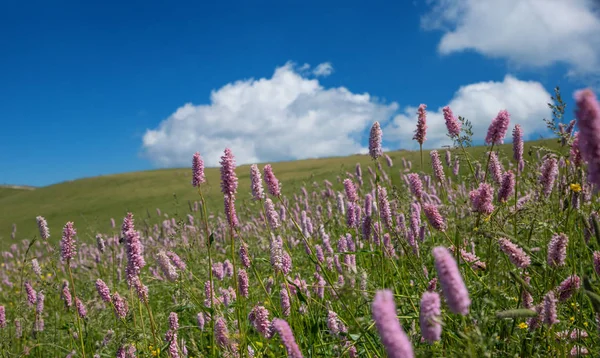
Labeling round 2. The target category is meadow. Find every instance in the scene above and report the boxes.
[0,87,599,357]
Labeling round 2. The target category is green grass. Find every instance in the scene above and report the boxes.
[0,138,560,245]
[0,186,35,200]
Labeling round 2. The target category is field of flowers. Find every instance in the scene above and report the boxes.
[1,87,600,357]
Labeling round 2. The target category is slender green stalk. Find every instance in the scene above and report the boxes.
[66,264,86,358]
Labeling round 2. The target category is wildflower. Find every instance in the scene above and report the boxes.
[555,275,581,302]
[265,198,280,229]
[372,290,415,358]
[430,150,446,183]
[498,238,530,269]
[31,259,41,276]
[498,170,515,203]
[420,291,442,343]
[60,222,77,263]
[96,234,106,253]
[343,179,358,203]
[570,183,582,192]
[548,233,568,267]
[272,318,304,358]
[512,124,524,169]
[518,322,528,329]
[123,217,146,286]
[594,251,600,276]
[191,152,205,187]
[488,152,503,184]
[239,242,251,268]
[423,204,446,232]
[574,89,600,187]
[264,164,281,197]
[223,194,239,228]
[407,173,423,200]
[25,281,36,307]
[369,122,383,160]
[249,305,272,338]
[75,297,87,319]
[112,292,128,320]
[238,269,249,298]
[61,281,73,308]
[469,183,494,215]
[36,216,50,240]
[432,246,471,315]
[543,291,559,326]
[95,279,111,303]
[539,157,558,198]
[0,306,5,328]
[485,110,510,145]
[377,185,393,230]
[166,251,186,271]
[280,288,291,317]
[157,251,178,282]
[413,104,427,145]
[214,317,229,348]
[220,148,238,196]
[250,164,264,200]
[443,106,461,138]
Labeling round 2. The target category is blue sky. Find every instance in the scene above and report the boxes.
[1,0,599,187]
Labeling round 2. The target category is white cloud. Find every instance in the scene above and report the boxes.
[421,0,600,76]
[141,62,398,168]
[384,75,553,150]
[313,62,334,77]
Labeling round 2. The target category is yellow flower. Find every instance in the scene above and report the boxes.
[584,322,589,327]
[518,322,528,329]
[570,316,575,323]
[565,159,570,166]
[570,183,582,192]
[484,215,492,222]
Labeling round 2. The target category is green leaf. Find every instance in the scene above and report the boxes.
[496,309,537,319]
[584,289,600,314]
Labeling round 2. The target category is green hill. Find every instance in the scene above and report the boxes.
[0,138,561,246]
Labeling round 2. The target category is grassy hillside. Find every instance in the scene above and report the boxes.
[0,186,35,200]
[0,138,561,245]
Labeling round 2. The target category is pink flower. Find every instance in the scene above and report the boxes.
[220,148,238,196]
[574,89,600,187]
[264,164,281,197]
[423,204,446,232]
[36,216,50,241]
[498,238,530,269]
[413,104,427,145]
[485,110,510,145]
[548,233,568,267]
[443,106,461,138]
[420,291,442,343]
[407,173,423,200]
[432,246,471,315]
[272,318,304,358]
[369,122,383,160]
[250,164,264,200]
[497,170,515,203]
[60,222,77,263]
[469,183,494,215]
[372,290,415,358]
[95,279,111,303]
[191,152,205,187]
[430,150,446,183]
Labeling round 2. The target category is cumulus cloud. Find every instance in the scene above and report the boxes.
[313,62,334,77]
[384,75,553,150]
[142,62,398,168]
[421,0,600,76]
